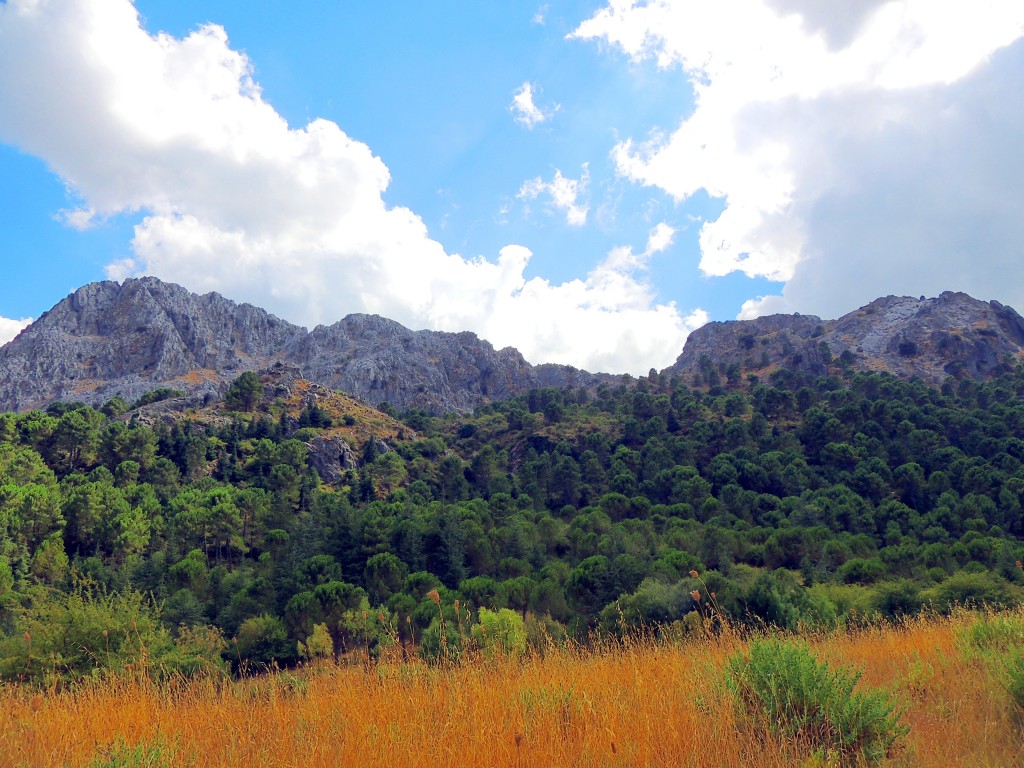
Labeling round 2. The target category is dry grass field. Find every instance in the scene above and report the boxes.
[3,610,1023,768]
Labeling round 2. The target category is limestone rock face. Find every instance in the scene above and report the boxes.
[0,277,602,413]
[671,313,828,380]
[666,292,1024,385]
[286,316,548,413]
[3,279,1022,416]
[0,277,304,411]
[305,434,359,484]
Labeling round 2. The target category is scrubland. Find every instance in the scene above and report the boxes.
[4,609,1023,768]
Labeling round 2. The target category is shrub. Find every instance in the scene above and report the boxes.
[1004,650,1024,712]
[960,613,1024,656]
[726,638,908,763]
[924,571,1018,613]
[471,607,527,658]
[132,388,186,409]
[234,614,293,668]
[0,582,227,683]
[86,736,177,768]
[297,622,334,661]
[959,613,1024,714]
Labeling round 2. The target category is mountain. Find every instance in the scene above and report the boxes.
[0,277,601,413]
[2,279,1023,414]
[667,292,1024,386]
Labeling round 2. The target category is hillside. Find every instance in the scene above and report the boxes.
[1,359,1024,686]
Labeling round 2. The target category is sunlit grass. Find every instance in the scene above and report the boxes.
[4,609,1024,767]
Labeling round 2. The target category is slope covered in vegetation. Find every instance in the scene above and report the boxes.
[1,364,1024,676]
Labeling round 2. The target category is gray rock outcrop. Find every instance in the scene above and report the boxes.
[3,279,1023,416]
[0,277,604,413]
[666,292,1024,384]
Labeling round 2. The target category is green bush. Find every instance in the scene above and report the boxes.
[726,638,908,763]
[1004,650,1024,712]
[0,582,228,683]
[87,736,177,768]
[960,613,1024,656]
[234,614,293,668]
[923,572,1018,613]
[471,607,527,658]
[959,613,1024,714]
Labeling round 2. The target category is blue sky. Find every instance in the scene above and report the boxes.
[1,1,1022,373]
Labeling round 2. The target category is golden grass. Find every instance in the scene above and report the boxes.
[3,611,1023,768]
[279,380,414,451]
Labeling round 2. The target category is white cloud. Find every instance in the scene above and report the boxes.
[573,0,1024,319]
[0,316,32,346]
[510,81,558,128]
[737,295,788,320]
[0,0,703,374]
[532,5,549,26]
[518,165,590,226]
[603,222,675,272]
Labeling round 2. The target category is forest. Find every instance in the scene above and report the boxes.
[2,361,1024,680]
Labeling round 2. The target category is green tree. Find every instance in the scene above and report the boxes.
[297,622,334,660]
[234,613,293,667]
[225,372,264,412]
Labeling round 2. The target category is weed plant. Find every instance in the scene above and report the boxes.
[85,736,178,768]
[1004,650,1024,712]
[726,637,908,764]
[958,611,1024,715]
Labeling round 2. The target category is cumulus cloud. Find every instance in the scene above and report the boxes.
[603,222,675,272]
[518,165,590,226]
[0,0,702,374]
[0,316,32,346]
[510,81,558,128]
[572,0,1024,319]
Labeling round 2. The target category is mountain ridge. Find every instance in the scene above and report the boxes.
[670,291,1024,385]
[2,278,1023,414]
[0,277,606,413]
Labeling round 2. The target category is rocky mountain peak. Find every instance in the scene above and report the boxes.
[2,280,1023,415]
[666,291,1024,385]
[0,278,304,411]
[0,277,602,413]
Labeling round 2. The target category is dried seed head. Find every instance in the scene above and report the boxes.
[427,589,441,605]
[689,570,699,579]
[454,599,460,614]
[690,590,701,603]
[1017,560,1023,571]
[23,631,31,643]
[102,629,109,638]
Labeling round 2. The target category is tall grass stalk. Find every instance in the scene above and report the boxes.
[4,609,1024,767]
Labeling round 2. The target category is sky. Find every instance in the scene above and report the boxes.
[0,1,1022,375]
